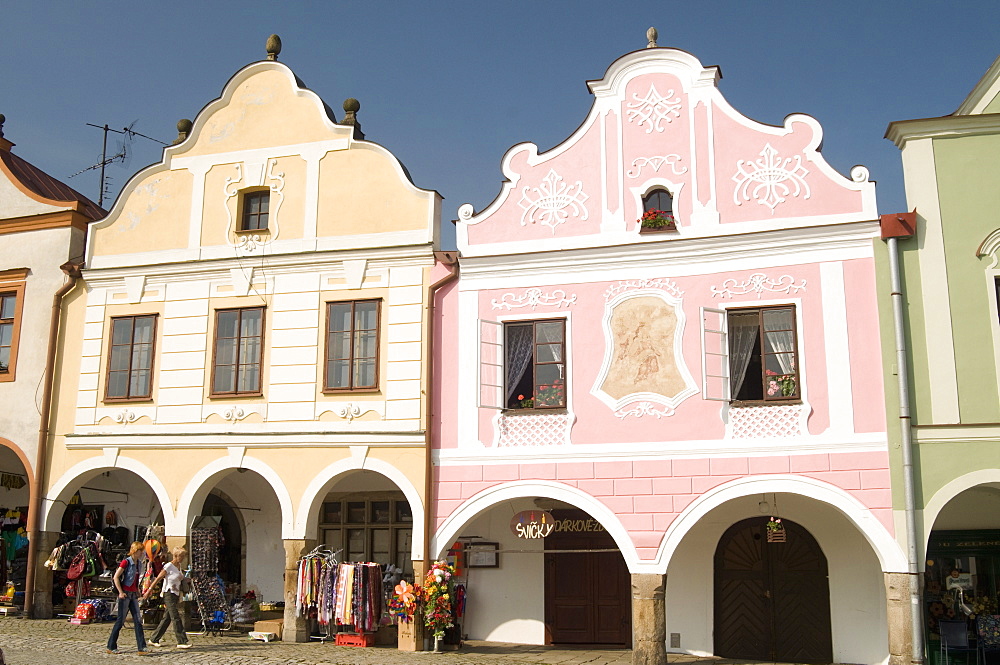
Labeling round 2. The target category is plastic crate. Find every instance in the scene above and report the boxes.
[335,632,374,647]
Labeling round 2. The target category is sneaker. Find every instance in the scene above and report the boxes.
[149,642,161,647]
[177,643,192,649]
[137,651,152,656]
[106,649,120,654]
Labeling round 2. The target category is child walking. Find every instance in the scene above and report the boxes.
[106,541,150,655]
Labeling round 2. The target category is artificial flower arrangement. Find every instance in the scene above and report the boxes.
[516,379,566,409]
[535,379,566,407]
[388,580,421,624]
[639,208,677,231]
[423,560,456,639]
[765,370,797,398]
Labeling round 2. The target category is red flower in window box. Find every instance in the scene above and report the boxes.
[639,209,676,231]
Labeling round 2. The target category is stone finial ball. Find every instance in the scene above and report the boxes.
[343,98,360,113]
[647,27,658,44]
[177,119,193,134]
[0,114,5,125]
[266,34,282,57]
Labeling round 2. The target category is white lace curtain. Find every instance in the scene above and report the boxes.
[763,309,795,375]
[505,325,534,402]
[728,313,759,396]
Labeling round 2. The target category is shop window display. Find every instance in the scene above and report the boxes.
[319,495,412,576]
[925,531,1000,643]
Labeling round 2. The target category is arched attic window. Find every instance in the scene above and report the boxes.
[642,188,673,215]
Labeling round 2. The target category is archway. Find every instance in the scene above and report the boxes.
[714,516,832,663]
[42,465,167,616]
[922,479,1000,646]
[663,483,891,665]
[0,443,31,602]
[432,482,634,647]
[183,467,284,605]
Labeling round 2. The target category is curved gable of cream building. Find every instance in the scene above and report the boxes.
[41,40,443,646]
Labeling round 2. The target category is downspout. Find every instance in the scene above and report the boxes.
[882,212,923,665]
[24,260,81,618]
[423,250,459,566]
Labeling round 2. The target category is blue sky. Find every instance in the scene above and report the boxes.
[5,2,1000,248]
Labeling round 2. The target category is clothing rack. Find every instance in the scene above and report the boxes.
[296,551,384,636]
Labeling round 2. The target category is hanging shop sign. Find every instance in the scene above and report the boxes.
[510,510,556,539]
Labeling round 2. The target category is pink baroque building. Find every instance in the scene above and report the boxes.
[430,32,906,665]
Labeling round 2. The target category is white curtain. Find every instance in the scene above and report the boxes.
[505,325,534,401]
[763,310,795,374]
[728,313,759,396]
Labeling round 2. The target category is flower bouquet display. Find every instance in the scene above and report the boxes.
[423,560,456,650]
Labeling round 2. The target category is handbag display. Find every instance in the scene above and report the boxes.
[66,552,86,581]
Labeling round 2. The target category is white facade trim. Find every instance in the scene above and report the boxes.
[437,433,887,465]
[819,261,855,435]
[901,138,960,423]
[65,431,425,448]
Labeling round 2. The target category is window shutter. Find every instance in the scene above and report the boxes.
[701,307,730,401]
[478,319,504,409]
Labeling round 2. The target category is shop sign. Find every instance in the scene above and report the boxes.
[510,510,555,539]
[552,518,606,533]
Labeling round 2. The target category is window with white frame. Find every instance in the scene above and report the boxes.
[701,305,800,403]
[479,318,566,410]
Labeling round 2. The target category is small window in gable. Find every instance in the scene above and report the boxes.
[241,190,270,231]
[643,188,673,214]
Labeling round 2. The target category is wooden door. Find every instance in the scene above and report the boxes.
[714,517,832,663]
[545,528,631,645]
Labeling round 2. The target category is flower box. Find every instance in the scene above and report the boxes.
[638,208,677,233]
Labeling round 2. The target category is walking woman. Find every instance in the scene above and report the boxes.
[144,546,192,649]
[106,541,150,655]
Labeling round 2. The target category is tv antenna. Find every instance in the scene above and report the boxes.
[70,122,167,207]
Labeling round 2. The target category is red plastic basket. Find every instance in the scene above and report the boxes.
[335,632,374,647]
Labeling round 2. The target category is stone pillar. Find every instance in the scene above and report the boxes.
[281,538,316,643]
[397,560,428,651]
[631,573,667,665]
[30,531,60,618]
[884,572,914,665]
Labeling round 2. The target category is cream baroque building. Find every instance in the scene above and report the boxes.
[39,38,444,642]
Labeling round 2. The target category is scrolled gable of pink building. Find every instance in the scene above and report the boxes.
[433,35,903,665]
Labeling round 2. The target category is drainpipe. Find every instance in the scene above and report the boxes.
[423,250,459,566]
[881,211,923,665]
[24,260,82,618]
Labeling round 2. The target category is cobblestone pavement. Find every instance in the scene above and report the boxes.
[0,617,641,665]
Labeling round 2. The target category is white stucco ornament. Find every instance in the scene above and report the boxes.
[517,169,589,233]
[626,154,688,179]
[710,273,807,299]
[732,144,811,213]
[626,84,682,133]
[491,287,577,311]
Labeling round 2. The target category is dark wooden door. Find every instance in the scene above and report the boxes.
[545,529,631,645]
[714,517,832,663]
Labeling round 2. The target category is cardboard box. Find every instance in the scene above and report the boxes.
[253,619,283,638]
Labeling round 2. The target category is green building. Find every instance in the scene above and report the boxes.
[883,53,1000,662]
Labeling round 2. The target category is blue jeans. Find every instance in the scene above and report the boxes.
[107,592,146,651]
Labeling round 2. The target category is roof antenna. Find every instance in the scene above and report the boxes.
[646,27,658,48]
[70,122,167,207]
